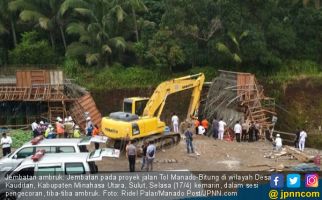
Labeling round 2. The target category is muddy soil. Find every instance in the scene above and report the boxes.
[96,135,322,172]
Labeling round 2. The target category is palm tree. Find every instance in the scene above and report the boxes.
[0,0,17,47]
[125,0,148,42]
[65,0,127,66]
[216,31,249,67]
[9,0,74,50]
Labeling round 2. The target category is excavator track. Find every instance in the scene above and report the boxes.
[134,132,181,151]
[111,132,181,155]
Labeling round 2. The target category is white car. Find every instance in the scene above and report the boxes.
[0,136,108,171]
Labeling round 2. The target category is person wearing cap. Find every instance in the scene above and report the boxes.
[45,125,56,139]
[73,125,81,138]
[274,134,282,151]
[56,117,65,138]
[92,124,101,149]
[64,117,74,138]
[85,116,93,136]
[1,132,12,156]
[38,121,47,136]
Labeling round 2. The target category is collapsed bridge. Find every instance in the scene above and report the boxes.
[0,70,101,129]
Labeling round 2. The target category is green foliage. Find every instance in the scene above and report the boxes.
[307,134,322,149]
[9,129,32,149]
[9,31,57,64]
[147,28,185,71]
[89,66,167,90]
[188,66,217,81]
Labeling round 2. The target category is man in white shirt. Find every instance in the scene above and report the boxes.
[0,133,12,156]
[274,134,282,151]
[299,129,307,152]
[171,113,179,133]
[218,118,227,140]
[198,125,205,135]
[234,121,242,142]
[31,120,39,138]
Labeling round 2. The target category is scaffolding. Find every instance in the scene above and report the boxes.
[0,70,101,129]
[203,70,276,129]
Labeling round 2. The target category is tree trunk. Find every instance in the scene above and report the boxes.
[132,7,139,42]
[10,19,17,47]
[59,25,67,50]
[49,31,55,49]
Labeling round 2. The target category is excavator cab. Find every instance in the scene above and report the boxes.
[123,97,149,116]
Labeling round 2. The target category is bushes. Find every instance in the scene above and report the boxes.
[9,129,32,149]
[9,31,57,65]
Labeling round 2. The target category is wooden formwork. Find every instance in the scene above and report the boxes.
[68,93,102,130]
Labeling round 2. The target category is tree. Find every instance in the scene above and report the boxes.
[9,31,56,64]
[0,0,17,47]
[65,0,127,66]
[216,31,249,67]
[147,28,185,72]
[9,0,74,50]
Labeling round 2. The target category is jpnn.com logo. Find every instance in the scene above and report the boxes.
[270,174,284,188]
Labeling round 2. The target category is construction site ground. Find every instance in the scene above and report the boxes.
[96,135,322,171]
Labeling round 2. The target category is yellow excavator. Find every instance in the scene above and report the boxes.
[101,73,205,148]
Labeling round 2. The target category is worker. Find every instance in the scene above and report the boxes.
[126,140,137,172]
[171,112,179,133]
[194,119,200,135]
[73,125,81,138]
[184,124,194,153]
[85,117,93,136]
[45,124,56,139]
[64,117,74,138]
[212,117,219,139]
[218,118,226,140]
[234,121,242,142]
[56,117,64,138]
[198,125,205,135]
[146,141,156,171]
[38,121,46,136]
[248,122,256,142]
[241,120,249,142]
[31,120,39,138]
[0,132,12,156]
[141,141,148,171]
[299,129,307,152]
[201,118,209,135]
[92,125,100,150]
[274,134,283,151]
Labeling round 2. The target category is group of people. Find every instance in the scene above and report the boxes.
[125,140,156,172]
[31,116,100,142]
[31,117,82,139]
[233,120,261,142]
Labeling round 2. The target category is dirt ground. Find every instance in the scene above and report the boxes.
[96,135,322,172]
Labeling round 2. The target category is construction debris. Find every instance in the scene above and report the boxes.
[285,146,315,163]
[203,70,276,129]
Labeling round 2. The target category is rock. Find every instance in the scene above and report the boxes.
[162,149,166,152]
[171,159,176,163]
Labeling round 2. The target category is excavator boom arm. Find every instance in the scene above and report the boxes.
[142,73,205,119]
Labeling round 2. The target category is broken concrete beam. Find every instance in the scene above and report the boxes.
[285,146,315,163]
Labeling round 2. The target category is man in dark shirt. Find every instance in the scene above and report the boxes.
[126,141,137,172]
[184,125,194,154]
[141,141,148,170]
[212,118,219,139]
